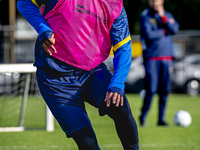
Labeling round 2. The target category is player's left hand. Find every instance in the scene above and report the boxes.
[42,34,57,56]
[105,92,123,107]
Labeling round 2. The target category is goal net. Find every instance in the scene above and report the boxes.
[0,64,54,132]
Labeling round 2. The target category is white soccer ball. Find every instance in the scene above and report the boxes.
[139,89,146,99]
[173,110,192,127]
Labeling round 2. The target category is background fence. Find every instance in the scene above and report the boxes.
[1,19,200,95]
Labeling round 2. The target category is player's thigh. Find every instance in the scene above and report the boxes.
[36,71,91,137]
[50,103,91,137]
[83,64,133,118]
[99,92,133,119]
[83,63,112,108]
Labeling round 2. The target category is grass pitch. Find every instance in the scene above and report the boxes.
[0,93,199,150]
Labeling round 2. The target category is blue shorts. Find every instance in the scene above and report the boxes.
[36,63,112,137]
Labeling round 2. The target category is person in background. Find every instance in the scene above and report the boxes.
[139,0,179,126]
[17,0,139,149]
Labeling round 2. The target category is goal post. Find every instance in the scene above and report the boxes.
[0,63,54,132]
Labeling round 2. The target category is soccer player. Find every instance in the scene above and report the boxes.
[17,0,139,149]
[139,0,179,126]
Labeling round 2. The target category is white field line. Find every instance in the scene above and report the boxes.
[0,143,198,149]
[0,145,74,149]
[141,143,198,148]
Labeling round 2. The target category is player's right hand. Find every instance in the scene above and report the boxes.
[42,34,57,56]
[105,92,123,107]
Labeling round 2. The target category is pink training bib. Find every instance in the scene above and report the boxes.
[43,0,123,71]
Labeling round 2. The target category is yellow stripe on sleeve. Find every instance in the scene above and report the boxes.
[31,0,39,8]
[113,35,131,52]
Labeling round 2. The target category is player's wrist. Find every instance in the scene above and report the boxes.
[108,87,123,97]
[39,30,54,42]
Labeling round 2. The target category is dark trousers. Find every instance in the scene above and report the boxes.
[140,60,172,123]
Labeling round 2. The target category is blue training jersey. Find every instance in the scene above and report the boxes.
[17,0,132,95]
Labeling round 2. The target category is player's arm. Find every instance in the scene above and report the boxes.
[17,0,53,37]
[159,13,179,35]
[105,7,132,107]
[139,15,166,40]
[17,0,56,55]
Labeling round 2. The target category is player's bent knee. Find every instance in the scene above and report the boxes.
[110,106,132,120]
[107,100,132,120]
